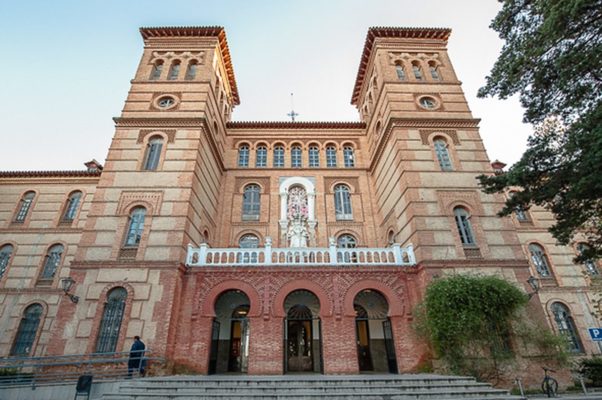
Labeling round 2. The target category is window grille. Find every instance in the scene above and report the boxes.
[167,62,180,80]
[291,146,302,168]
[143,137,163,171]
[528,243,552,277]
[552,302,583,352]
[149,61,163,80]
[334,185,353,220]
[11,304,43,356]
[14,192,35,222]
[577,243,599,275]
[454,207,476,246]
[326,146,337,167]
[124,208,146,247]
[242,185,261,219]
[434,139,453,171]
[412,63,423,80]
[185,61,197,80]
[429,64,440,80]
[273,146,285,167]
[95,288,127,353]
[343,146,355,167]
[62,191,82,221]
[238,145,249,167]
[40,244,64,280]
[255,146,267,167]
[309,146,320,167]
[0,244,13,279]
[395,63,405,80]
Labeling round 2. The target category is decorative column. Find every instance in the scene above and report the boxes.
[279,191,288,244]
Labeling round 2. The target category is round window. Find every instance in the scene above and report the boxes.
[418,96,438,109]
[157,96,176,109]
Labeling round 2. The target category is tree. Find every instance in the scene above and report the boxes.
[477,0,602,262]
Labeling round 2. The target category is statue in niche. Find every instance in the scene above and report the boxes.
[286,186,310,247]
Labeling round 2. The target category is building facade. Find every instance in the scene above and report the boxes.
[0,26,599,375]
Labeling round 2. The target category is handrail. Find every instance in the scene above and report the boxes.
[186,239,416,267]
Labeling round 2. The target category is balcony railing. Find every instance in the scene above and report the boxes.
[186,240,416,267]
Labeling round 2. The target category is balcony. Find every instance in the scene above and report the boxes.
[186,240,416,267]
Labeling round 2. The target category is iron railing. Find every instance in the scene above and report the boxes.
[0,350,162,389]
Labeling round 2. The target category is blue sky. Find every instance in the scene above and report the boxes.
[0,0,531,170]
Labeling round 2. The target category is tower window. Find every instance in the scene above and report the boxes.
[96,287,127,353]
[429,62,441,80]
[149,61,163,80]
[167,61,180,80]
[419,96,438,110]
[14,191,35,223]
[337,234,357,248]
[124,207,146,248]
[62,191,82,222]
[551,302,583,353]
[577,243,599,276]
[11,304,43,356]
[0,244,14,280]
[453,207,476,246]
[326,146,337,167]
[291,145,302,168]
[142,136,163,171]
[395,62,405,80]
[412,62,423,80]
[273,145,285,167]
[185,60,198,80]
[528,243,552,277]
[309,146,320,167]
[242,184,261,220]
[343,146,355,168]
[238,145,249,167]
[39,244,64,281]
[334,184,353,220]
[434,138,453,171]
[255,146,267,168]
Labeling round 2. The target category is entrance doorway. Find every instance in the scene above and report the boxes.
[209,290,250,374]
[354,289,398,373]
[284,290,322,373]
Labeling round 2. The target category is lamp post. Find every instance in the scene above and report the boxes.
[60,277,79,303]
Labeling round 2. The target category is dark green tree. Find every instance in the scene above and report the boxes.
[477,0,602,261]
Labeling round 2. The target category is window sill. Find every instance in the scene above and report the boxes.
[119,247,138,260]
[335,216,354,221]
[242,215,260,221]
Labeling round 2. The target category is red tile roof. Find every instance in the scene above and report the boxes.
[0,170,101,178]
[139,26,240,105]
[227,121,366,130]
[351,27,451,105]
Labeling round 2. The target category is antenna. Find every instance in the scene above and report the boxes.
[287,93,299,122]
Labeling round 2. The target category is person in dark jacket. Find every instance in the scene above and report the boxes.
[127,336,146,377]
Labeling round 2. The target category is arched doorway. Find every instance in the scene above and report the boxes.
[209,290,250,374]
[354,289,398,373]
[284,290,322,373]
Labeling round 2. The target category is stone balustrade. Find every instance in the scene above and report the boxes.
[186,240,416,267]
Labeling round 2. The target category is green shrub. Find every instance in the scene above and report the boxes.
[578,357,602,387]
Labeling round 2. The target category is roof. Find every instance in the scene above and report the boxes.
[0,170,102,179]
[351,27,452,105]
[227,121,366,130]
[139,26,240,105]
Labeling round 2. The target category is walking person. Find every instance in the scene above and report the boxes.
[127,336,146,377]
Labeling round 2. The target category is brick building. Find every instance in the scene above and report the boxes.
[0,26,599,375]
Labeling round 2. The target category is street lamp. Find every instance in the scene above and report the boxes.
[60,277,79,304]
[527,275,540,299]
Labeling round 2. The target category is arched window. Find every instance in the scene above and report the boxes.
[343,146,355,167]
[453,207,476,246]
[388,230,396,245]
[429,62,440,80]
[0,244,14,280]
[167,60,180,80]
[273,145,285,167]
[96,287,128,353]
[255,145,267,167]
[39,244,64,281]
[551,302,583,353]
[337,234,357,248]
[309,145,320,167]
[14,191,35,223]
[242,185,261,220]
[149,60,163,80]
[334,184,353,220]
[509,191,529,222]
[10,304,43,356]
[395,62,406,80]
[291,145,302,168]
[326,146,337,167]
[238,145,249,167]
[238,234,259,263]
[433,138,453,171]
[143,136,163,171]
[62,191,82,222]
[528,243,552,277]
[185,60,197,80]
[577,243,599,275]
[124,207,146,247]
[412,62,423,80]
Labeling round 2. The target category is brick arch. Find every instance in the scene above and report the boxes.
[343,280,404,317]
[273,280,333,318]
[199,280,261,318]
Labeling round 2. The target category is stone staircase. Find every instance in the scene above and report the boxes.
[101,374,522,399]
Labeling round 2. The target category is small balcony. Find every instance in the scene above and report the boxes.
[186,240,416,268]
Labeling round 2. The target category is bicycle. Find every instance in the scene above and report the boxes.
[541,366,559,398]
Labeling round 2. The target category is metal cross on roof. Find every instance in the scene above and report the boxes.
[287,93,299,122]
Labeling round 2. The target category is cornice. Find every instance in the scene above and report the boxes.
[369,117,480,171]
[227,121,366,130]
[351,26,452,105]
[139,26,240,105]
